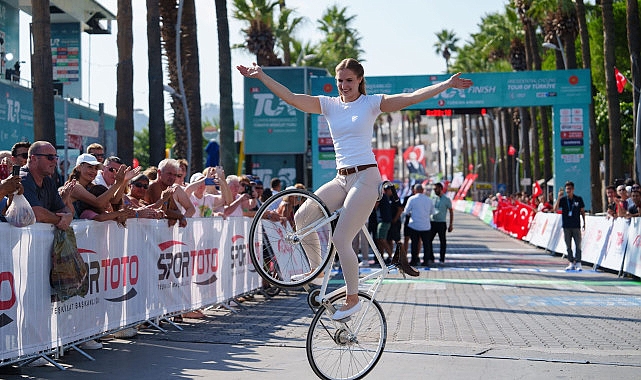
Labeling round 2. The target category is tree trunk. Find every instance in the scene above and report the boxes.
[216,0,236,174]
[116,0,134,164]
[31,0,56,143]
[602,0,623,183]
[183,0,203,175]
[147,0,166,167]
[576,0,603,212]
[530,106,540,183]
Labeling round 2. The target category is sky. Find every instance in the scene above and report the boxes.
[20,0,510,117]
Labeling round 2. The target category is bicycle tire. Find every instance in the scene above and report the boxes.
[306,292,387,380]
[249,189,335,288]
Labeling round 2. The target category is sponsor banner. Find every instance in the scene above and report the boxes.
[623,218,641,275]
[601,218,629,271]
[581,216,613,264]
[0,218,259,362]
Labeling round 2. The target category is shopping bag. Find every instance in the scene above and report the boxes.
[5,193,36,227]
[50,227,89,302]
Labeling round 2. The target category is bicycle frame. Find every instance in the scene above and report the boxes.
[309,207,391,329]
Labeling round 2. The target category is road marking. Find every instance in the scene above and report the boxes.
[503,295,641,307]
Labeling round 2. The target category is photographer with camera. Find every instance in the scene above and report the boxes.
[224,175,258,218]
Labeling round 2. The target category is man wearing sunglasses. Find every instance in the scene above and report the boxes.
[20,141,72,230]
[10,141,30,167]
[86,143,105,164]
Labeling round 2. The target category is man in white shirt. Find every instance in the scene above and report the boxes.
[402,184,435,266]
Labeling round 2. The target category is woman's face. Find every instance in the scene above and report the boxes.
[80,163,99,182]
[336,68,361,103]
[129,179,149,199]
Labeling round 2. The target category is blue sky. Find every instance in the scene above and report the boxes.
[21,0,510,116]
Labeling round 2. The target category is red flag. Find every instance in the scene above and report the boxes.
[615,67,627,93]
[507,145,516,156]
[533,181,543,198]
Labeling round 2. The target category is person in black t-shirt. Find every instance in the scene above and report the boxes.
[553,181,585,271]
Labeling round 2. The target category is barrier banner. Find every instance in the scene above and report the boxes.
[524,212,560,250]
[0,217,259,363]
[0,224,54,361]
[623,218,641,275]
[581,217,613,264]
[599,218,629,271]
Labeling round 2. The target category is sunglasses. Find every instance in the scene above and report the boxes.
[34,153,59,161]
[13,153,28,159]
[132,182,149,189]
[107,167,118,173]
[91,153,105,158]
[255,187,264,190]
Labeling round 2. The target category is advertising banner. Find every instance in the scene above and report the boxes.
[0,217,259,362]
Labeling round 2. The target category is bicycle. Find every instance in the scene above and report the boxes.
[248,182,418,380]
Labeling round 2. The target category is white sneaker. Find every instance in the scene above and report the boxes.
[332,301,362,320]
[79,339,103,350]
[113,327,138,339]
[359,260,370,268]
[26,357,49,367]
[575,262,582,271]
[565,263,575,271]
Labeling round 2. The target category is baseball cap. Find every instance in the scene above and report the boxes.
[76,153,101,167]
[190,173,205,183]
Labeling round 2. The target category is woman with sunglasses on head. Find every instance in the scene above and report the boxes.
[238,58,472,320]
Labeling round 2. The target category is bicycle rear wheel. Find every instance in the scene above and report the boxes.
[306,292,387,380]
[249,189,334,288]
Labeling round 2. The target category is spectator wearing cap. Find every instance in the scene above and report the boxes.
[184,166,232,217]
[20,141,72,230]
[86,143,105,164]
[63,154,129,218]
[374,182,401,264]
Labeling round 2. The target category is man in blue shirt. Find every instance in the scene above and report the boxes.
[427,182,453,266]
[403,184,434,266]
[553,181,586,271]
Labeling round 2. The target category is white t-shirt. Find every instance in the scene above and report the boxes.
[319,94,382,169]
[189,193,223,217]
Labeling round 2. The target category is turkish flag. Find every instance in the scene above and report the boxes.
[533,181,543,198]
[373,148,396,180]
[507,145,516,156]
[615,67,627,93]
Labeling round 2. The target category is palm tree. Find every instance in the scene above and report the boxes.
[233,0,281,66]
[147,0,166,167]
[32,0,56,143]
[275,1,303,66]
[314,5,363,74]
[116,0,134,165]
[216,0,236,173]
[433,30,459,73]
[601,0,623,184]
[182,0,203,175]
[575,0,602,212]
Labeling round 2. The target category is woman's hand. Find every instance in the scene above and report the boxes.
[236,63,263,79]
[448,72,473,89]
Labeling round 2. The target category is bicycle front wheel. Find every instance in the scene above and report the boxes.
[249,189,334,288]
[306,292,387,380]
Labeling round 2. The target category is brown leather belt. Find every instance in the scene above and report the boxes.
[337,164,378,176]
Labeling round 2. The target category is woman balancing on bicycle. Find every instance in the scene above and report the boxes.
[237,59,472,320]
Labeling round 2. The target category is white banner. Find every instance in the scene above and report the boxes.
[0,217,259,362]
[600,218,629,271]
[581,216,613,264]
[623,218,641,275]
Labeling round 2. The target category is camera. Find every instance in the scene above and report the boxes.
[204,178,216,186]
[243,184,254,198]
[12,165,20,176]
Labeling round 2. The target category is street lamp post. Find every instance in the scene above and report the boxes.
[542,34,567,69]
